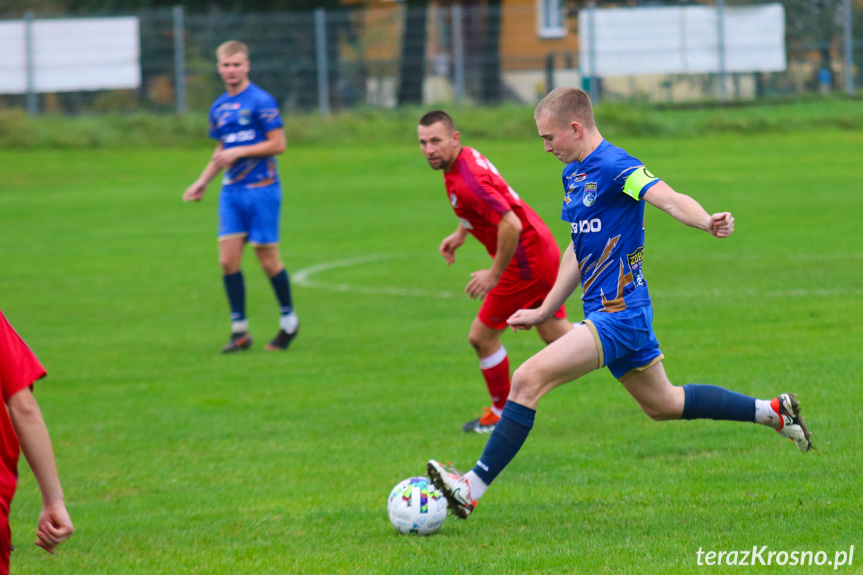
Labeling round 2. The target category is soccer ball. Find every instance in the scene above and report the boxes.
[387,476,448,535]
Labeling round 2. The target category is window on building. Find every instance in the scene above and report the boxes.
[538,0,566,39]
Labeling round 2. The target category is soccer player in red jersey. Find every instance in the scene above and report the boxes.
[0,311,73,574]
[418,110,572,433]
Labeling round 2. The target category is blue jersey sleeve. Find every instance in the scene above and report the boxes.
[207,102,220,140]
[255,92,283,134]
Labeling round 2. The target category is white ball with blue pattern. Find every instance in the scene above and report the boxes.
[387,476,448,535]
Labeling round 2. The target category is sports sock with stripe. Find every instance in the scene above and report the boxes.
[223,271,247,330]
[269,268,296,329]
[479,346,510,414]
[471,400,535,487]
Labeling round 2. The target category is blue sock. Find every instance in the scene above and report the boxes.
[223,271,246,325]
[471,401,535,486]
[269,268,294,316]
[681,384,755,422]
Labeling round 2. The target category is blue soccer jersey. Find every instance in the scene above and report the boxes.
[208,82,284,189]
[561,140,660,315]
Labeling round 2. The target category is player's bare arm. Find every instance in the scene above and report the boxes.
[184,143,225,202]
[212,127,286,170]
[466,211,522,300]
[508,241,581,331]
[440,224,468,265]
[8,388,74,553]
[643,181,734,238]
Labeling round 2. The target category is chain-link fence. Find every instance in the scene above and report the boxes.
[0,1,859,116]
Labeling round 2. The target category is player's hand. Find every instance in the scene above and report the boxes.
[183,182,206,202]
[708,212,734,238]
[212,147,241,169]
[465,269,499,300]
[35,504,73,554]
[507,308,547,332]
[439,233,465,266]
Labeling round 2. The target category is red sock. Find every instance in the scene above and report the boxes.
[479,346,510,413]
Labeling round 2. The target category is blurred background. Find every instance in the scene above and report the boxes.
[0,0,859,116]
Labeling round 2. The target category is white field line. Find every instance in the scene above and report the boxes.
[294,254,459,299]
[294,255,862,300]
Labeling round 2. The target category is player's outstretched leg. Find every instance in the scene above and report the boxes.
[427,460,476,519]
[772,393,813,452]
[678,383,814,452]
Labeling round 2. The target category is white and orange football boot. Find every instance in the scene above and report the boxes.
[427,460,477,519]
[772,393,813,452]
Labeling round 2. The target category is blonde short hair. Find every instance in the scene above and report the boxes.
[216,40,249,60]
[534,87,596,129]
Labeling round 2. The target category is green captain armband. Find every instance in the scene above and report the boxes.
[622,166,659,201]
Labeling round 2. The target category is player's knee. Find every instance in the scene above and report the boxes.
[219,258,240,275]
[509,362,543,403]
[640,402,677,421]
[261,261,283,277]
[468,331,496,357]
[467,332,482,353]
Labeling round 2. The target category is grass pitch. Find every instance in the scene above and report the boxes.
[2,127,862,574]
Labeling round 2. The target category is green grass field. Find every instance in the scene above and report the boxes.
[2,122,862,573]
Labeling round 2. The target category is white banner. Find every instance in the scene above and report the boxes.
[579,4,786,78]
[0,17,141,94]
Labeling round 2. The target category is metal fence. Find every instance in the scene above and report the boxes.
[0,1,859,116]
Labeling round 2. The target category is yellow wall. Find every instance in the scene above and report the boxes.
[339,1,579,73]
[501,0,578,71]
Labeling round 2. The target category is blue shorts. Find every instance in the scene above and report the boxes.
[583,305,664,381]
[218,183,281,246]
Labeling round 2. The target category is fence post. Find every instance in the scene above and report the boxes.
[173,5,187,115]
[844,0,854,94]
[586,1,599,104]
[716,0,727,102]
[25,10,38,116]
[451,4,465,103]
[315,8,331,115]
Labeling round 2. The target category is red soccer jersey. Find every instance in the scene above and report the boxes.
[0,311,46,507]
[444,147,560,282]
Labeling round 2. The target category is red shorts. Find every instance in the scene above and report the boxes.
[478,264,567,330]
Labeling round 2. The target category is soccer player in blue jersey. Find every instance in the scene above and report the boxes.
[428,87,812,519]
[184,41,299,353]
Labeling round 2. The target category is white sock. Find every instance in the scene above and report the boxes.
[478,346,507,370]
[231,319,249,334]
[279,312,299,334]
[465,470,488,500]
[755,399,780,429]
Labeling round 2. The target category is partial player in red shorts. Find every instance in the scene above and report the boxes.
[0,310,73,574]
[418,110,572,433]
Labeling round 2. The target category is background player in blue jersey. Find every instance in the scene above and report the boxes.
[183,41,299,353]
[428,87,812,519]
